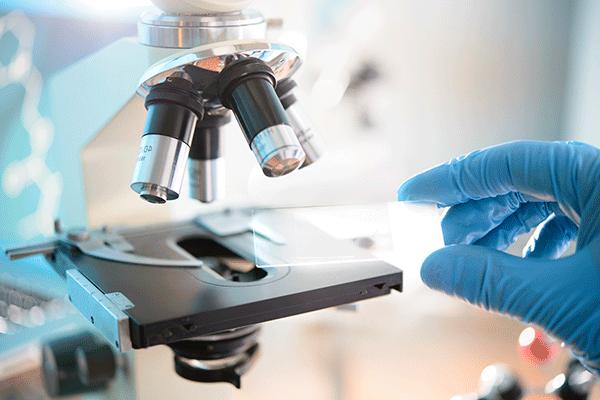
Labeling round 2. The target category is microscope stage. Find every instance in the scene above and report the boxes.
[44,209,402,350]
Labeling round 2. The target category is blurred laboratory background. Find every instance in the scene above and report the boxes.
[1,0,599,399]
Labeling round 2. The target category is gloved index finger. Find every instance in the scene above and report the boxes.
[397,141,595,223]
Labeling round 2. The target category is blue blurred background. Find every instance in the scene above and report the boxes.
[0,4,141,241]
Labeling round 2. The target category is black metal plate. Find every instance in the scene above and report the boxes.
[49,210,402,349]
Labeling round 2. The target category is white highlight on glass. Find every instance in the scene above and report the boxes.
[278,31,308,60]
[251,202,444,269]
[76,0,152,10]
[389,202,445,271]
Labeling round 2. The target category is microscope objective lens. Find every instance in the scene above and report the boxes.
[217,57,305,177]
[138,183,168,204]
[131,73,204,203]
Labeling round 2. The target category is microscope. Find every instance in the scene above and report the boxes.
[6,0,403,394]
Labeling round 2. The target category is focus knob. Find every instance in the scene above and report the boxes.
[42,332,116,397]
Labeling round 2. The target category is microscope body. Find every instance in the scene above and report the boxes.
[5,1,402,391]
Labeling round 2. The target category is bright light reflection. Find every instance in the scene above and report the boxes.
[519,327,536,347]
[480,365,497,384]
[449,395,477,400]
[545,373,565,393]
[278,31,308,59]
[77,0,153,10]
[311,76,347,110]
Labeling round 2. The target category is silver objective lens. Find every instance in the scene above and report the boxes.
[131,72,203,204]
[188,158,225,203]
[250,125,306,177]
[131,134,190,204]
[284,102,328,167]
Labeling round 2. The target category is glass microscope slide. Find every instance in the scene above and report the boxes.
[250,202,444,269]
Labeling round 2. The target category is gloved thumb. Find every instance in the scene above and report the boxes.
[420,244,532,311]
[421,242,600,370]
[420,243,595,319]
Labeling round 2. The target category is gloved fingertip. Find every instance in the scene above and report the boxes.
[397,181,413,201]
[420,244,529,310]
[420,246,457,295]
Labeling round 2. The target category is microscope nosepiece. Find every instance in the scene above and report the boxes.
[131,73,204,203]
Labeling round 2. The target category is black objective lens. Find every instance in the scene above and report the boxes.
[131,72,204,204]
[217,57,305,177]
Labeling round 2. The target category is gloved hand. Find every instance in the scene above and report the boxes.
[397,140,600,374]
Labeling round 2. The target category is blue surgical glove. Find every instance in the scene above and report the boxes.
[397,140,600,374]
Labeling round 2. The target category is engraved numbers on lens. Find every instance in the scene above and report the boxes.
[138,145,153,154]
[137,145,153,162]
